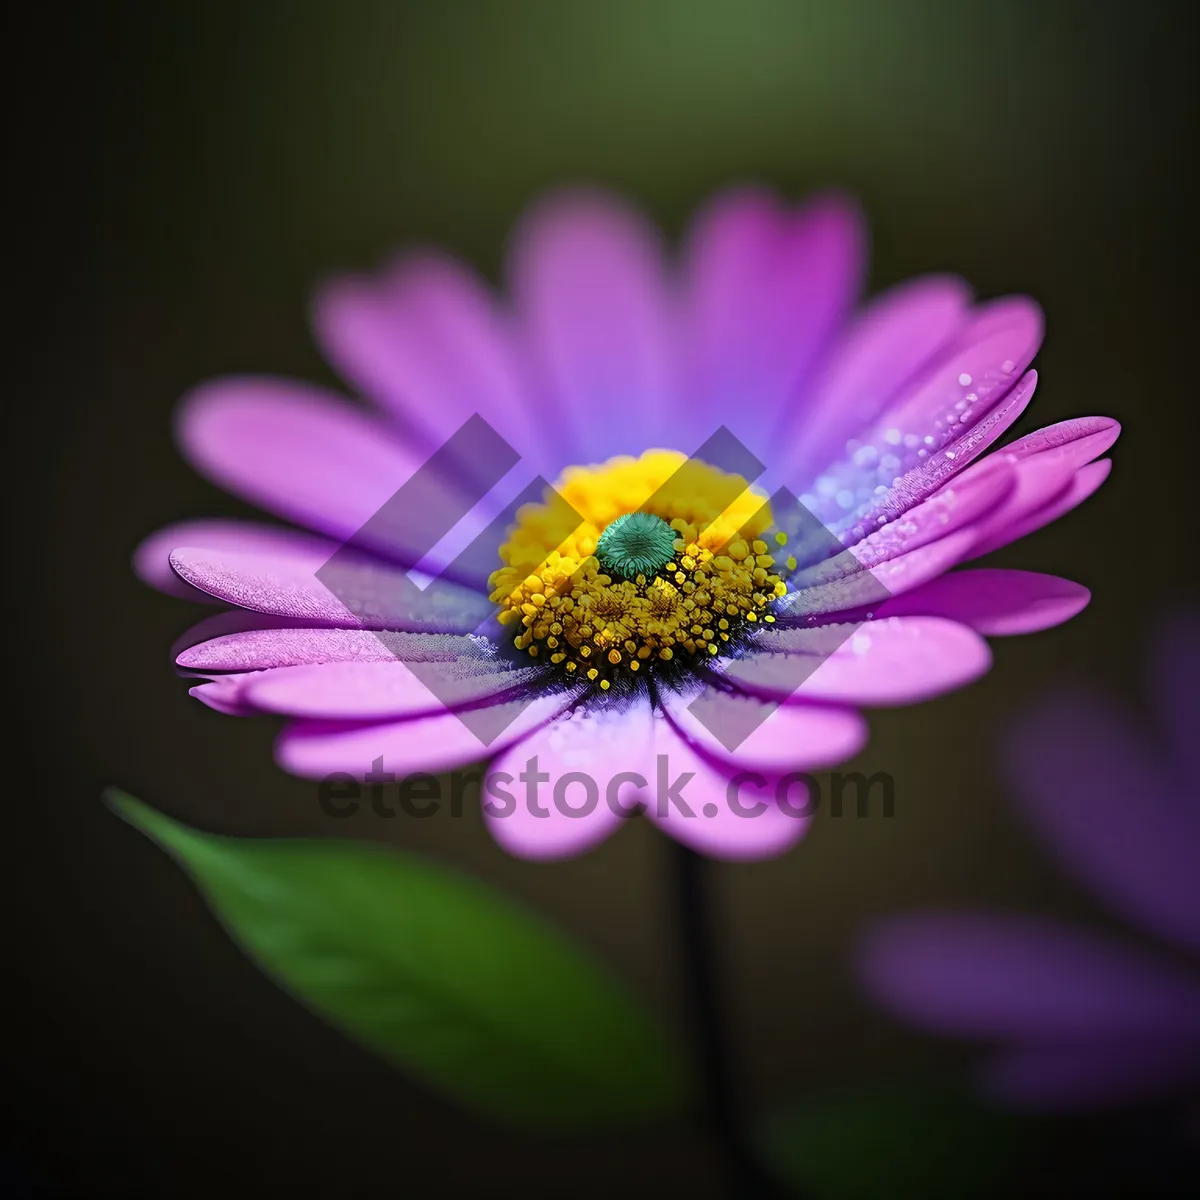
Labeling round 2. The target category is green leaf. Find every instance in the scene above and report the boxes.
[758,1081,1031,1200]
[106,789,685,1132]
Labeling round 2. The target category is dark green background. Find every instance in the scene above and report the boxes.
[11,1,1198,1196]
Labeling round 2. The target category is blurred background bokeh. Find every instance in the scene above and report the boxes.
[11,1,1198,1196]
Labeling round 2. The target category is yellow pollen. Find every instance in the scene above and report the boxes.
[487,449,789,687]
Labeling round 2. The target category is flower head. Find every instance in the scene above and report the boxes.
[859,611,1200,1110]
[136,188,1118,861]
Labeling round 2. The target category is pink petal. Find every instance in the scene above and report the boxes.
[657,685,868,771]
[238,659,544,720]
[643,717,811,860]
[277,690,580,779]
[873,569,1091,635]
[177,378,480,565]
[802,301,1042,531]
[967,459,1112,559]
[781,527,980,618]
[1007,689,1200,953]
[860,914,1200,1038]
[867,368,1040,522]
[170,611,331,664]
[953,450,1078,550]
[189,678,259,716]
[680,189,864,456]
[508,189,678,464]
[825,456,1015,572]
[168,546,494,630]
[135,519,339,603]
[484,695,656,861]
[311,254,555,477]
[892,294,1041,411]
[177,627,477,671]
[961,416,1118,552]
[775,274,972,490]
[828,369,1040,554]
[1000,415,1121,464]
[726,616,991,706]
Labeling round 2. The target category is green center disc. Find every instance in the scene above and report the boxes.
[594,512,678,580]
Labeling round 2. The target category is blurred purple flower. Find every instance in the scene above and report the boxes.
[860,611,1200,1110]
[135,188,1117,862]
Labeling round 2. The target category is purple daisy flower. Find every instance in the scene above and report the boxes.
[860,611,1200,1110]
[134,187,1117,862]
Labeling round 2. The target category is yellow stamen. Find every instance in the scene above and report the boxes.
[487,450,788,686]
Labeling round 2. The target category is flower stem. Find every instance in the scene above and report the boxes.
[669,840,785,1199]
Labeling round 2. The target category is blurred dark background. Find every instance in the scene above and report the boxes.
[9,1,1199,1196]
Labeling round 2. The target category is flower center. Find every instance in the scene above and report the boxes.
[488,450,790,690]
[595,512,677,579]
